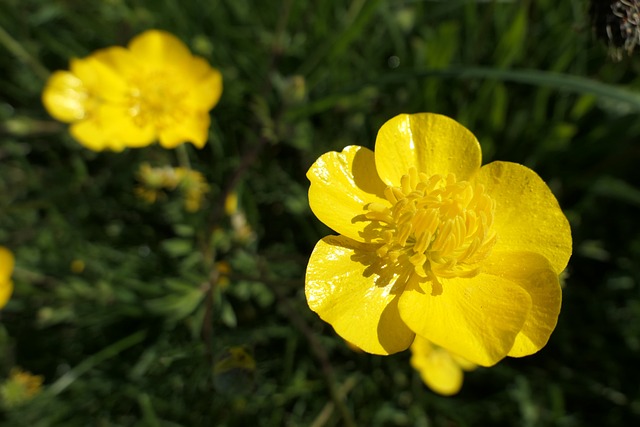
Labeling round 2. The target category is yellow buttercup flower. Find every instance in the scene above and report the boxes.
[305,113,572,367]
[0,246,15,309]
[410,335,476,396]
[179,167,210,212]
[42,29,222,151]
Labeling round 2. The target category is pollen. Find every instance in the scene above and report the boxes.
[364,168,497,279]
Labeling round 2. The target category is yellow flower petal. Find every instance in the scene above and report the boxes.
[398,272,531,367]
[483,251,562,357]
[88,46,140,81]
[158,111,210,149]
[451,353,477,372]
[305,235,415,355]
[184,57,223,111]
[41,71,88,122]
[0,246,15,283]
[475,161,572,274]
[307,146,388,242]
[70,119,120,151]
[70,54,128,102]
[99,104,156,147]
[410,336,464,396]
[0,247,15,309]
[128,30,193,69]
[374,113,482,186]
[0,279,13,309]
[70,103,155,151]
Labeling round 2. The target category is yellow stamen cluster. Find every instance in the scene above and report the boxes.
[364,168,496,280]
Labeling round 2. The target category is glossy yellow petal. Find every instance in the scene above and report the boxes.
[185,58,223,110]
[374,113,482,187]
[483,251,562,357]
[398,272,531,366]
[42,71,88,122]
[158,111,210,149]
[410,336,464,396]
[475,161,572,274]
[305,235,415,354]
[128,30,192,69]
[307,146,388,242]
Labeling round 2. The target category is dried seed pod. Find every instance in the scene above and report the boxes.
[590,0,640,59]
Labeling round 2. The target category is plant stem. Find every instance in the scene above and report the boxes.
[0,23,50,81]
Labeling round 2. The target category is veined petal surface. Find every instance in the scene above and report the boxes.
[307,146,388,242]
[475,161,572,274]
[483,251,562,357]
[398,272,531,366]
[305,235,415,354]
[375,113,482,187]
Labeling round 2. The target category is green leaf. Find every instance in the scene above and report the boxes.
[161,238,194,258]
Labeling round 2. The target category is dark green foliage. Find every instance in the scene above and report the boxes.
[1,0,640,425]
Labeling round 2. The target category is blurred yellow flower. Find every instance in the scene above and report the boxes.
[306,113,572,366]
[224,192,239,216]
[213,346,256,395]
[0,246,15,309]
[42,29,222,151]
[410,335,476,396]
[0,368,43,408]
[70,259,85,274]
[215,261,232,290]
[135,163,209,212]
[180,167,210,212]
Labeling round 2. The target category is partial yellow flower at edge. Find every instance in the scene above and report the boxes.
[42,29,222,151]
[410,336,476,396]
[305,113,572,367]
[0,246,15,309]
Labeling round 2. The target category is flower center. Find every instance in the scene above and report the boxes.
[127,71,187,129]
[364,168,496,281]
